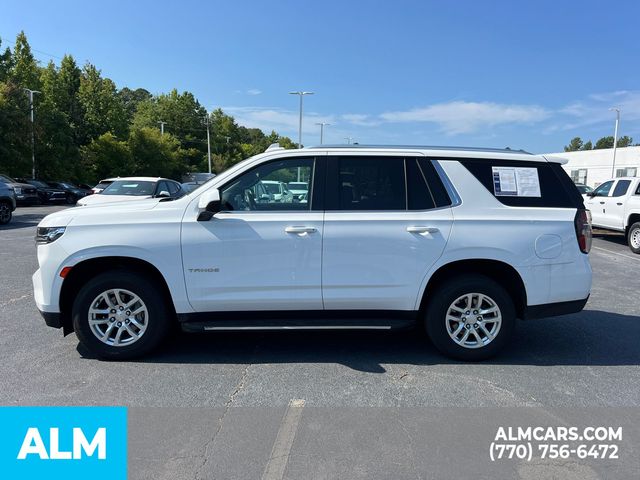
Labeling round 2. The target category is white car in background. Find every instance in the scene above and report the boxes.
[77,177,183,206]
[261,180,293,203]
[91,178,116,194]
[287,181,308,200]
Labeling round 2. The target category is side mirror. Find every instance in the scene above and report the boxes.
[197,188,221,221]
[156,190,170,198]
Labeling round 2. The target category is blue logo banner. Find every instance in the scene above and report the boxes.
[0,406,127,480]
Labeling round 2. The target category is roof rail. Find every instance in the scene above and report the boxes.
[304,144,532,154]
[265,143,284,152]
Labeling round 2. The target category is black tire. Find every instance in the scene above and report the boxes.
[627,222,640,254]
[425,274,515,361]
[66,194,75,205]
[72,270,172,360]
[0,201,12,225]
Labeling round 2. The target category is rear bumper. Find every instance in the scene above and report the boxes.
[39,309,62,328]
[522,296,589,320]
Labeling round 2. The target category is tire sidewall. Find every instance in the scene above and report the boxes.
[0,202,11,225]
[425,275,515,361]
[72,270,170,359]
[628,222,640,254]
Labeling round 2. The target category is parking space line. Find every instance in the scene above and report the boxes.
[592,246,640,262]
[261,399,306,480]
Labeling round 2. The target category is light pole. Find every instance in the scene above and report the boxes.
[289,91,314,148]
[158,121,167,135]
[344,136,353,145]
[204,114,212,174]
[610,108,620,178]
[315,122,330,144]
[24,88,41,178]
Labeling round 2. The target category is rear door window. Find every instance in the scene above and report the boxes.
[612,180,631,197]
[334,156,406,211]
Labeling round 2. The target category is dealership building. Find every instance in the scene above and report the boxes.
[544,146,640,188]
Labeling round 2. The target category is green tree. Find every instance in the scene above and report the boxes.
[617,135,633,147]
[595,136,614,149]
[78,63,127,142]
[37,61,79,179]
[10,31,40,89]
[564,137,583,152]
[0,81,31,175]
[581,140,593,150]
[0,37,13,82]
[80,132,132,181]
[119,87,151,123]
[128,127,181,178]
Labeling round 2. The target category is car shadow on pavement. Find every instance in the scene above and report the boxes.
[593,231,627,247]
[0,213,44,231]
[77,309,640,371]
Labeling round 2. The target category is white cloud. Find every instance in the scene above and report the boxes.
[554,90,640,131]
[341,113,381,127]
[379,101,550,135]
[246,89,262,96]
[222,106,334,137]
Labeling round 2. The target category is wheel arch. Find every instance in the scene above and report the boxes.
[626,212,640,230]
[418,259,528,319]
[59,256,176,335]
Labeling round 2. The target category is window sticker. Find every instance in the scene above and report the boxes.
[492,167,541,197]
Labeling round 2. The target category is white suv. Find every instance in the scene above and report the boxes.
[33,146,593,361]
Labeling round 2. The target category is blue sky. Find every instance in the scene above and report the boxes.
[2,0,639,153]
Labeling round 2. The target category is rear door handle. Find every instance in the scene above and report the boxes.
[285,226,317,234]
[406,226,439,234]
[599,201,605,204]
[617,202,623,206]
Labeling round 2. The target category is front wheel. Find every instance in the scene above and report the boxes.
[72,270,172,359]
[628,222,640,254]
[425,275,515,361]
[0,201,12,225]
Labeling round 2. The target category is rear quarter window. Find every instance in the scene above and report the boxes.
[458,159,583,208]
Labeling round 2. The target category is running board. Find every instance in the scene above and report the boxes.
[178,311,417,333]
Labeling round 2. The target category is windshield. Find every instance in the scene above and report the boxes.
[263,183,281,194]
[30,180,49,188]
[288,182,308,190]
[101,180,156,196]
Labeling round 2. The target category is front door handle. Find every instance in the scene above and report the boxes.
[285,226,317,234]
[599,201,605,204]
[406,226,439,234]
[617,202,623,206]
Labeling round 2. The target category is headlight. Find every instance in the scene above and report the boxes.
[36,226,66,245]
[14,187,22,194]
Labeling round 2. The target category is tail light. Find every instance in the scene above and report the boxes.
[574,209,592,254]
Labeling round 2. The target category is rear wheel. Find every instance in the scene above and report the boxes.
[425,275,515,361]
[628,222,640,254]
[0,201,12,225]
[72,270,172,359]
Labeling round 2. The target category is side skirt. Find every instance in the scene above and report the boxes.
[178,310,418,332]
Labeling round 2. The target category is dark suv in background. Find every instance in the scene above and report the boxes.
[15,179,67,204]
[0,174,39,206]
[47,182,92,204]
[0,181,16,225]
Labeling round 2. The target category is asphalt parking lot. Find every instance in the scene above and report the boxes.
[1,205,639,478]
